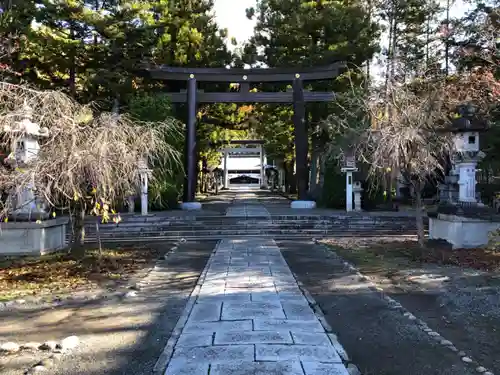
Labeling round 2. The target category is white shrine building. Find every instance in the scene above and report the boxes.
[218,143,267,188]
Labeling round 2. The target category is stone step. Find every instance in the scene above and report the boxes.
[90,218,419,226]
[72,213,425,243]
[86,228,417,236]
[88,217,420,227]
[87,226,415,235]
[79,232,420,243]
[85,214,421,224]
[77,227,421,241]
[86,223,418,234]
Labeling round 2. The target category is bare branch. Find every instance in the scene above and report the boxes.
[0,83,181,219]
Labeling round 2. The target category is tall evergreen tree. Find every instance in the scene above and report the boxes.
[0,0,233,104]
[245,0,378,68]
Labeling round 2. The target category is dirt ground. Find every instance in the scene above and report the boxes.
[0,243,175,303]
[0,240,215,375]
[279,238,499,375]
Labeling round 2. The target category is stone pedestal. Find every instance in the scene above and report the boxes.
[9,176,49,221]
[138,158,151,216]
[429,213,500,249]
[180,201,202,210]
[260,146,267,189]
[346,172,353,211]
[457,161,478,203]
[290,200,316,209]
[0,218,68,255]
[140,174,148,216]
[341,169,357,212]
[223,151,229,189]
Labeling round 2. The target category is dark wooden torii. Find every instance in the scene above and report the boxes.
[143,63,343,203]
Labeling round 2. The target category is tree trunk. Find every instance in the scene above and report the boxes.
[94,0,99,45]
[386,172,393,205]
[69,206,86,257]
[318,155,326,197]
[425,9,430,69]
[414,182,426,248]
[445,0,450,76]
[365,0,372,90]
[69,24,76,97]
[96,219,102,256]
[78,207,86,245]
[384,8,395,102]
[309,151,318,193]
[283,162,289,192]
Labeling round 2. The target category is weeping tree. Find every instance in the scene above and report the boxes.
[325,79,452,246]
[0,83,180,249]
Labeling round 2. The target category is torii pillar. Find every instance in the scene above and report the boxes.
[180,75,202,210]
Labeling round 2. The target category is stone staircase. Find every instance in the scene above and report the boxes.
[79,213,424,243]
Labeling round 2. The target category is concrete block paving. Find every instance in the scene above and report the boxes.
[163,237,349,375]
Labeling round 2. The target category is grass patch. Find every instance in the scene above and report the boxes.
[323,239,416,276]
[322,238,500,276]
[0,245,164,301]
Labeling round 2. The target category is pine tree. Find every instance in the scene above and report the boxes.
[245,0,378,68]
[0,0,233,105]
[0,0,37,79]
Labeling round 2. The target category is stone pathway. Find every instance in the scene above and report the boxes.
[225,205,270,217]
[163,238,349,375]
[225,192,271,217]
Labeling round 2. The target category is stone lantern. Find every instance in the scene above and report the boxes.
[353,181,363,211]
[341,148,358,212]
[428,104,500,249]
[448,103,487,204]
[3,103,49,220]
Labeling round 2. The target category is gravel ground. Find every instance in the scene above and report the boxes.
[388,267,500,374]
[279,239,479,375]
[0,240,215,375]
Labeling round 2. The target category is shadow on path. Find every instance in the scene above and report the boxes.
[0,241,215,375]
[279,239,479,375]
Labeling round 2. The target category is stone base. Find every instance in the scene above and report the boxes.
[429,213,500,249]
[0,218,68,256]
[290,200,317,209]
[180,202,203,211]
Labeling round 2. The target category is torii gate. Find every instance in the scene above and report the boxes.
[142,63,343,209]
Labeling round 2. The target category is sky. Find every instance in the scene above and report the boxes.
[213,0,257,47]
[213,0,470,47]
[213,0,472,79]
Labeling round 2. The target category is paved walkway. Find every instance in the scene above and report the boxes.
[163,237,348,375]
[225,190,271,217]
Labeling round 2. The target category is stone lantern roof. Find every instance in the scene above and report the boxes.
[447,103,488,133]
[2,103,49,138]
